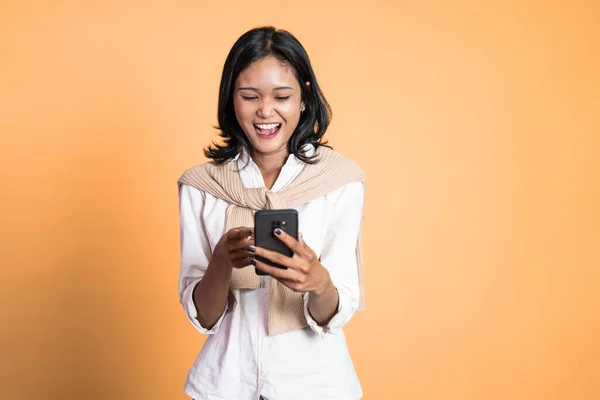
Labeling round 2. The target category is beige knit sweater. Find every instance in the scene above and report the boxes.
[177,146,365,335]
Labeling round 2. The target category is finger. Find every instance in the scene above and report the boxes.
[273,228,306,256]
[273,278,305,293]
[298,232,307,248]
[249,246,295,269]
[230,248,253,261]
[295,232,313,259]
[232,256,253,269]
[229,236,255,252]
[251,258,297,281]
[228,227,254,241]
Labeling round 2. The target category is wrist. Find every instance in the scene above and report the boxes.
[312,270,334,297]
[209,253,233,276]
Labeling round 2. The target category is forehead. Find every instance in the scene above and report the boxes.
[235,55,299,89]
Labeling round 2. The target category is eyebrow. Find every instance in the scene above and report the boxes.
[237,86,294,91]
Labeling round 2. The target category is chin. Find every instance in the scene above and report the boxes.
[250,140,288,156]
[245,129,291,156]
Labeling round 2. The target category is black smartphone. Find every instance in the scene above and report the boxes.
[254,209,298,276]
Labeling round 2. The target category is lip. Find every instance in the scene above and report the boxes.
[254,122,282,139]
[253,122,282,126]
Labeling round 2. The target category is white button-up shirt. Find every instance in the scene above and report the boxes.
[178,146,365,400]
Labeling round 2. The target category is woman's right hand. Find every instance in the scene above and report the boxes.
[193,227,254,329]
[212,227,255,269]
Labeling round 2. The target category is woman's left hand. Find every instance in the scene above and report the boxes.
[249,228,332,295]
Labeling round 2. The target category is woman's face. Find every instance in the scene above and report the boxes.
[233,55,304,160]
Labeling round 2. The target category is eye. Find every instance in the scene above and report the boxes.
[241,95,258,101]
[275,96,291,101]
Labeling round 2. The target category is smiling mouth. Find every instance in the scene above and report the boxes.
[254,123,281,137]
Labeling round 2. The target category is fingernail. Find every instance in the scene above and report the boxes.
[275,229,282,235]
[247,246,256,252]
[250,259,256,266]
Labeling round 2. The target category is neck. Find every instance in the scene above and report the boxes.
[251,148,289,190]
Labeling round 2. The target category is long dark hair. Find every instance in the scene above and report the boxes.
[204,26,332,164]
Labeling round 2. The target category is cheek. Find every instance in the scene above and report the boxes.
[279,102,301,122]
[233,99,254,123]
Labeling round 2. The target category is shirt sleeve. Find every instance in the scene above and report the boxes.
[303,180,365,337]
[178,184,228,334]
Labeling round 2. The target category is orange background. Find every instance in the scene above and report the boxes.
[1,1,599,399]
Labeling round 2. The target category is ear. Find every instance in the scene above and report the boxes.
[300,103,305,112]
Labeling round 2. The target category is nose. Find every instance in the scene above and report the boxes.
[257,99,275,119]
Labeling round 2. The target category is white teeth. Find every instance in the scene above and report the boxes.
[255,123,280,129]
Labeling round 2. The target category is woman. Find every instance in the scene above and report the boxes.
[177,26,366,400]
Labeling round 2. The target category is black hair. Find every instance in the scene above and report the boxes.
[204,26,332,164]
